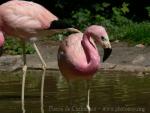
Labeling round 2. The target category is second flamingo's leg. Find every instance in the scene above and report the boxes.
[22,65,27,113]
[86,80,91,113]
[32,41,47,70]
[67,80,73,113]
[41,69,46,113]
[31,39,47,113]
[22,41,27,113]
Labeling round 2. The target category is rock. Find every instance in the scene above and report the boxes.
[114,40,120,43]
[135,44,145,48]
[144,67,150,72]
[132,55,145,65]
[100,63,116,70]
[0,55,23,71]
[113,65,145,72]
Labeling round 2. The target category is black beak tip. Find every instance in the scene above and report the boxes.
[103,48,112,62]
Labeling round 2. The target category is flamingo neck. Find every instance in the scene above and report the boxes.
[0,31,4,47]
[75,32,100,75]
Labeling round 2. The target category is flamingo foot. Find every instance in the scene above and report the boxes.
[42,64,47,71]
[22,65,27,73]
[86,88,91,113]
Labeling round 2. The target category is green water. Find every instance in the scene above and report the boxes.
[0,70,150,113]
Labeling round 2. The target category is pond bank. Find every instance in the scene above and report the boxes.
[0,41,150,73]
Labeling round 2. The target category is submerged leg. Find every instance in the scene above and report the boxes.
[67,80,73,113]
[41,69,46,113]
[22,41,27,113]
[86,80,91,113]
[32,42,47,70]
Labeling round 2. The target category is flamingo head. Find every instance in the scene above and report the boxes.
[86,25,112,62]
[0,32,4,56]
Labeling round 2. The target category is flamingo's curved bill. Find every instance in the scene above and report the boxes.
[103,48,112,62]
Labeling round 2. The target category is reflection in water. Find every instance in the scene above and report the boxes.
[67,81,73,113]
[67,80,91,113]
[21,68,46,113]
[41,69,46,113]
[86,80,91,113]
[0,71,150,113]
[21,65,27,113]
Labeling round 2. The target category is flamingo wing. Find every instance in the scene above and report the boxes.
[58,33,98,79]
[0,0,58,37]
[59,33,86,64]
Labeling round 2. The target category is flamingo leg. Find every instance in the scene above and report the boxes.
[22,41,27,113]
[41,69,46,113]
[31,40,47,113]
[22,65,27,113]
[32,42,47,70]
[86,80,91,113]
[32,41,46,113]
[67,80,73,113]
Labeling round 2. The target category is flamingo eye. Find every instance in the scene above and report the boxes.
[101,36,105,41]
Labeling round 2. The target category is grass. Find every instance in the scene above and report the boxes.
[106,21,150,45]
[4,37,35,55]
[123,22,150,45]
[3,21,150,55]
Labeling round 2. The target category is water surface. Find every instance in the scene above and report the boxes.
[0,70,150,113]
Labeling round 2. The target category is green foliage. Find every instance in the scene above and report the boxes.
[70,2,150,45]
[111,2,131,26]
[4,37,35,55]
[72,9,92,29]
[122,22,150,45]
[49,34,64,41]
[146,6,150,18]
[121,2,130,14]
[93,2,110,14]
[3,1,150,55]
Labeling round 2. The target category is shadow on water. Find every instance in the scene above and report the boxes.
[0,70,150,113]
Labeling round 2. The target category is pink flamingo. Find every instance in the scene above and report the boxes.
[57,25,112,113]
[0,32,4,56]
[0,0,80,112]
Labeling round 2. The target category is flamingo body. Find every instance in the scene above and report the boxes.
[0,31,4,46]
[58,25,112,80]
[58,25,112,113]
[0,32,4,55]
[0,0,58,40]
[58,32,100,80]
[0,1,80,112]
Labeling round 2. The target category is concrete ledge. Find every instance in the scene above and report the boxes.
[100,63,150,73]
[0,55,150,73]
[0,55,23,71]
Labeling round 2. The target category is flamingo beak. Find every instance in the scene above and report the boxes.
[0,46,3,56]
[103,48,112,62]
